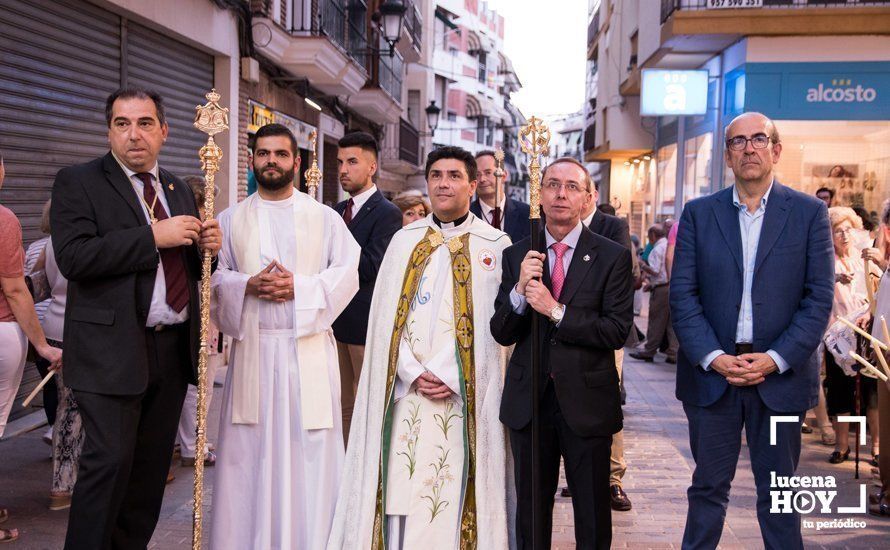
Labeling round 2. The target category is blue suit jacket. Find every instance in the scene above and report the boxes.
[331,190,402,345]
[669,182,834,412]
[470,197,530,244]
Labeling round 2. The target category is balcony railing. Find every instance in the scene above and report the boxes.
[377,36,403,102]
[662,0,890,23]
[583,123,596,152]
[398,118,420,165]
[405,3,422,48]
[587,8,600,45]
[313,0,369,63]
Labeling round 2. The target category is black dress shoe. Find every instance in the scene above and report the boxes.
[828,448,850,464]
[560,486,571,498]
[629,352,654,362]
[610,485,632,511]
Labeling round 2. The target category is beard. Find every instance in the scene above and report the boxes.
[254,163,295,191]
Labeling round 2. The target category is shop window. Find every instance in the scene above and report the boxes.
[771,120,890,218]
[684,133,713,202]
[656,144,677,220]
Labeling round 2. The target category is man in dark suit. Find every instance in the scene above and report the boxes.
[471,150,530,243]
[670,112,834,550]
[331,131,402,440]
[575,185,635,512]
[491,157,634,549]
[50,88,221,549]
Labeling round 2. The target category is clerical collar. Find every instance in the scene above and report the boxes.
[433,211,470,229]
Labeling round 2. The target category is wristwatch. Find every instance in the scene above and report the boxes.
[549,304,565,324]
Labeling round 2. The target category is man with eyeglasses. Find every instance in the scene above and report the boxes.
[492,156,634,548]
[670,112,834,549]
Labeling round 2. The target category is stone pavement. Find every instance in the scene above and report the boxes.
[2,355,889,549]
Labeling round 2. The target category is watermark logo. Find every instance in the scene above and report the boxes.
[806,79,877,103]
[768,416,869,530]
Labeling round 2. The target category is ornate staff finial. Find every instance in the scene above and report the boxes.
[494,148,505,182]
[519,117,551,220]
[191,88,229,550]
[305,130,322,200]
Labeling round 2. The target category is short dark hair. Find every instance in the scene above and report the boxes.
[254,123,299,156]
[816,187,835,200]
[338,131,378,159]
[425,146,477,182]
[474,150,496,162]
[105,87,167,127]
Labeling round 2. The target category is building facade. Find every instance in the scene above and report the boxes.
[585,0,890,238]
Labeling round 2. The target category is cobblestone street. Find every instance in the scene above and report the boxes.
[2,351,888,549]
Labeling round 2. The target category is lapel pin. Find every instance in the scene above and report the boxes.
[583,254,591,262]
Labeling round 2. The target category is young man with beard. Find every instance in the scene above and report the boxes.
[209,123,360,548]
[332,131,402,441]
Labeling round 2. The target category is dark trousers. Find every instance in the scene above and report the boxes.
[511,381,613,550]
[64,324,190,550]
[682,385,804,550]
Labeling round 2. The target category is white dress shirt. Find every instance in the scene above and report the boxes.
[701,182,789,373]
[349,184,378,213]
[479,196,506,226]
[112,152,188,327]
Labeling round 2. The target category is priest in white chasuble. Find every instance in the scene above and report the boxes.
[208,124,359,550]
[328,146,514,550]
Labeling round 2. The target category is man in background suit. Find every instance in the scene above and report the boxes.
[471,150,530,243]
[492,157,634,549]
[566,184,635,512]
[332,131,402,440]
[51,88,221,549]
[670,112,833,549]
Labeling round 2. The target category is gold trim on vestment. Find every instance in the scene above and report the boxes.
[371,228,478,549]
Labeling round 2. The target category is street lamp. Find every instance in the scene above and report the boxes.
[425,100,441,136]
[378,0,407,57]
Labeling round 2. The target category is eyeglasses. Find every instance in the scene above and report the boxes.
[726,133,771,151]
[543,180,588,194]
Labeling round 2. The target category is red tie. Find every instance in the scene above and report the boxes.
[136,173,190,313]
[343,198,354,225]
[550,242,569,300]
[491,206,502,230]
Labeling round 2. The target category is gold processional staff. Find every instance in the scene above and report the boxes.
[518,116,550,550]
[192,88,229,550]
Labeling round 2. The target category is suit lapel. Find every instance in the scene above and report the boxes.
[712,189,744,272]
[754,183,791,275]
[349,190,382,228]
[559,228,596,304]
[588,209,605,236]
[159,168,186,217]
[102,153,146,225]
[469,198,483,219]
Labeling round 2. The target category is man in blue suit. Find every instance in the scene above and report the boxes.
[670,112,834,550]
[470,150,530,243]
[332,131,402,441]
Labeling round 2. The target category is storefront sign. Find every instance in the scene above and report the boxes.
[247,100,317,148]
[641,70,709,116]
[742,62,890,120]
[706,0,763,9]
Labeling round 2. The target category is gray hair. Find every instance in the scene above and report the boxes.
[881,199,890,227]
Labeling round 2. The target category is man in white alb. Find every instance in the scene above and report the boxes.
[209,123,359,549]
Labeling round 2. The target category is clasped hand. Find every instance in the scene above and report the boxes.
[517,251,558,316]
[413,371,453,400]
[710,353,778,386]
[152,216,221,257]
[246,261,295,302]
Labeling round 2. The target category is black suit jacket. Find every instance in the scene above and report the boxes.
[491,226,634,437]
[587,208,632,251]
[470,197,530,244]
[332,190,402,345]
[50,152,202,395]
